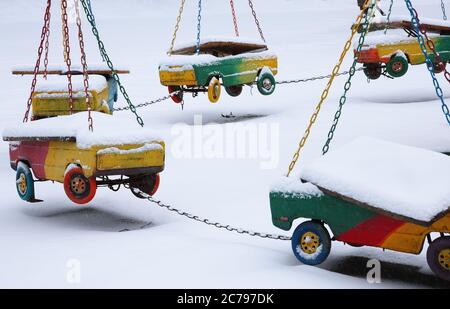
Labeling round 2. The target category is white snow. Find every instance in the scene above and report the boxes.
[302,137,450,222]
[271,177,323,198]
[172,36,267,53]
[97,143,163,155]
[2,112,162,149]
[12,63,129,74]
[372,14,450,28]
[362,29,439,48]
[34,75,108,93]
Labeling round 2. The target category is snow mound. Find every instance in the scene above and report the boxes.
[302,137,450,223]
[271,176,324,198]
[2,112,162,149]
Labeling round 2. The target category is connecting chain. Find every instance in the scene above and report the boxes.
[141,194,291,241]
[286,0,371,177]
[404,0,450,125]
[230,0,239,37]
[196,0,202,55]
[442,0,448,21]
[43,2,51,79]
[74,0,93,131]
[248,0,266,42]
[79,0,145,127]
[23,0,52,122]
[276,68,364,85]
[384,0,394,34]
[322,1,376,155]
[61,0,74,114]
[112,92,178,112]
[168,0,186,56]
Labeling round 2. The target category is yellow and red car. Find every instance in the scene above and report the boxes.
[159,39,278,103]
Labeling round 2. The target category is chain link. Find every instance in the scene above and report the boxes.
[286,0,371,177]
[139,194,291,241]
[112,92,178,112]
[442,0,448,21]
[74,0,93,131]
[79,0,145,127]
[322,1,376,155]
[196,0,202,55]
[62,0,75,114]
[168,0,186,56]
[404,0,450,125]
[276,68,364,85]
[230,0,239,37]
[43,4,51,79]
[23,0,52,123]
[248,0,266,43]
[384,0,394,34]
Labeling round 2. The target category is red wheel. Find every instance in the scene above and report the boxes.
[130,174,160,199]
[64,167,97,205]
[168,86,183,104]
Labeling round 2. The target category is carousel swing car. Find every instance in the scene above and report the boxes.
[270,137,450,281]
[354,16,450,79]
[3,112,165,205]
[159,39,278,103]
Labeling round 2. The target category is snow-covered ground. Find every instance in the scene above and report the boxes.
[0,0,449,288]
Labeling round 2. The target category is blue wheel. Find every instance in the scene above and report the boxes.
[16,163,35,202]
[291,221,331,265]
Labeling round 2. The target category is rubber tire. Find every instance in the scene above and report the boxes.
[64,167,97,205]
[363,63,382,80]
[386,55,409,78]
[168,86,183,104]
[257,70,276,95]
[225,85,243,97]
[426,236,450,281]
[16,163,35,202]
[130,174,160,199]
[208,77,221,103]
[291,221,332,266]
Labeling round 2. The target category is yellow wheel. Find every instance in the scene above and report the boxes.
[300,231,321,254]
[427,236,450,281]
[438,249,450,271]
[207,77,221,103]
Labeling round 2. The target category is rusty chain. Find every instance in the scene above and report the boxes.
[74,0,93,131]
[43,4,51,79]
[61,0,74,114]
[23,0,52,122]
[230,0,239,37]
[248,0,265,43]
[168,0,186,56]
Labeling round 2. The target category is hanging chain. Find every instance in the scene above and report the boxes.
[23,0,52,123]
[139,193,291,241]
[79,0,145,127]
[248,0,266,42]
[74,0,93,131]
[196,0,202,55]
[442,0,448,21]
[61,0,74,114]
[384,0,394,34]
[230,0,239,37]
[404,0,450,125]
[85,0,105,61]
[286,0,372,177]
[43,4,51,79]
[61,0,68,63]
[322,2,376,155]
[168,0,186,56]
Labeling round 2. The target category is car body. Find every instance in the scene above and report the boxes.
[159,39,278,103]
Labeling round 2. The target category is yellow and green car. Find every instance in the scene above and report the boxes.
[357,28,450,79]
[159,39,278,103]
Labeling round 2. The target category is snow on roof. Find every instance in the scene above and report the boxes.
[302,137,450,223]
[271,177,324,198]
[372,15,450,29]
[12,63,129,74]
[362,29,438,47]
[2,112,162,149]
[172,36,267,53]
[34,75,108,93]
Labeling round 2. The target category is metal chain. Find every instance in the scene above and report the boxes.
[168,0,186,56]
[112,92,177,112]
[141,194,290,241]
[404,0,450,125]
[248,0,266,42]
[61,0,68,63]
[61,0,74,114]
[43,3,51,79]
[384,0,394,34]
[79,0,145,127]
[286,0,371,177]
[442,0,448,21]
[230,0,239,37]
[276,68,364,85]
[196,0,202,55]
[86,0,105,61]
[23,0,52,123]
[74,0,93,131]
[322,2,376,155]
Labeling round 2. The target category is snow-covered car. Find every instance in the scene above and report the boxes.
[355,17,450,79]
[159,38,278,103]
